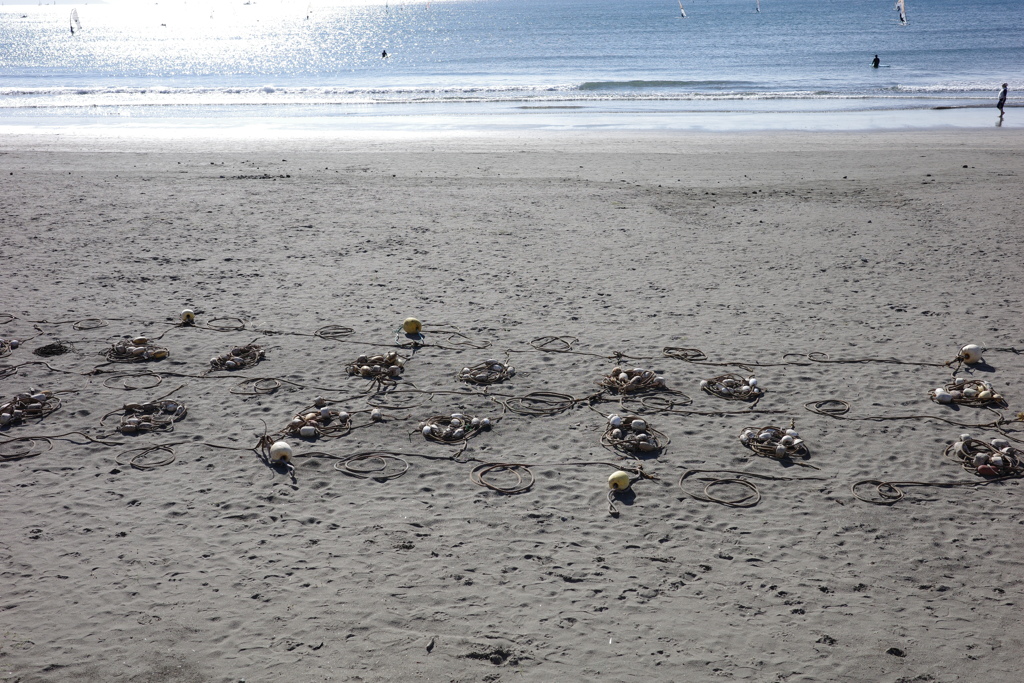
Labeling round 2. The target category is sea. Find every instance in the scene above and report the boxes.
[1,0,1021,136]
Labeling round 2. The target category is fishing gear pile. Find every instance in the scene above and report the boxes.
[419,412,491,443]
[701,373,762,401]
[456,358,515,385]
[602,414,663,455]
[209,343,265,371]
[112,399,187,435]
[597,365,666,393]
[739,422,807,460]
[0,338,17,358]
[931,378,1006,407]
[106,336,169,363]
[282,398,354,440]
[945,434,1022,477]
[0,389,59,427]
[346,350,406,385]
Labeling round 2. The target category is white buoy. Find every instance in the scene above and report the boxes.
[269,440,293,463]
[959,344,985,364]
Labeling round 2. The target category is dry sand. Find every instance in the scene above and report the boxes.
[1,129,1023,682]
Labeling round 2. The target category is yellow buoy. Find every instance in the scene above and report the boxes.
[402,317,422,334]
[608,470,631,490]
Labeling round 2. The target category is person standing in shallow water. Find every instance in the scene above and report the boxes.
[871,55,880,69]
[997,83,1008,116]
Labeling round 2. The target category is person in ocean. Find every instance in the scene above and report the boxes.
[871,55,880,69]
[997,83,1008,116]
[382,49,388,59]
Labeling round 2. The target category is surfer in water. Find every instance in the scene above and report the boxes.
[997,83,1008,116]
[382,49,388,59]
[871,55,880,69]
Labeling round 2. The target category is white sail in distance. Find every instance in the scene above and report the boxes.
[70,8,82,34]
[895,0,907,25]
[678,1,686,18]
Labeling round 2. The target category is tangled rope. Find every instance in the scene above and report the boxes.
[679,469,827,507]
[0,390,61,428]
[931,378,1007,408]
[700,373,763,403]
[457,358,515,385]
[209,342,265,371]
[601,413,665,456]
[33,341,74,357]
[597,365,666,394]
[105,337,169,363]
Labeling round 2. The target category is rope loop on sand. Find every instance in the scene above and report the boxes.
[679,469,826,508]
[0,437,54,462]
[333,451,410,480]
[72,318,107,331]
[102,373,163,391]
[315,325,355,341]
[470,462,535,494]
[500,391,579,417]
[115,444,176,470]
[203,317,247,332]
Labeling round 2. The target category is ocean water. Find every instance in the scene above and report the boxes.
[1,0,1021,134]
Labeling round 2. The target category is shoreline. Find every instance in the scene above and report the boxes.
[0,100,1019,138]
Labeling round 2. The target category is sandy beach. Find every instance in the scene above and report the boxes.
[1,129,1023,682]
